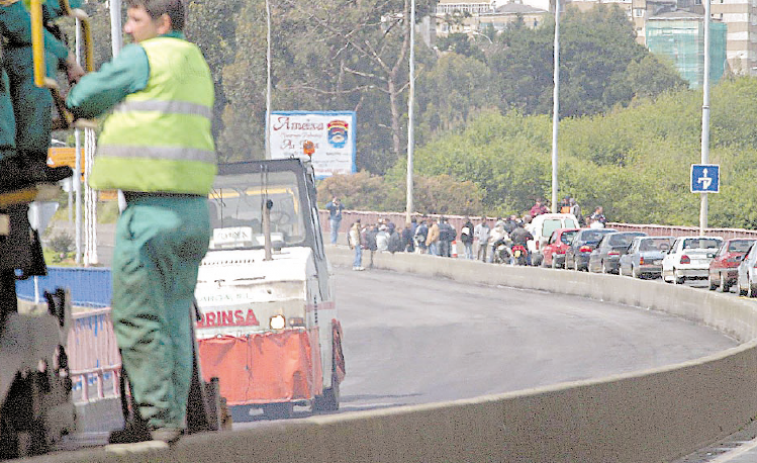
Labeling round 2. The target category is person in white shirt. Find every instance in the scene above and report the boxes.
[473,216,491,262]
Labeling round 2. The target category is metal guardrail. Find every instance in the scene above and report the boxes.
[69,307,121,403]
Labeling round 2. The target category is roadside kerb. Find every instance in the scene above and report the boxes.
[28,248,757,463]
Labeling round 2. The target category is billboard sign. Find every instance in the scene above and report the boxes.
[269,111,356,179]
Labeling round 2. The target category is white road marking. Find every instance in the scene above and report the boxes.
[707,439,757,462]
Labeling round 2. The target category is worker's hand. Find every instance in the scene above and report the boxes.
[65,52,85,85]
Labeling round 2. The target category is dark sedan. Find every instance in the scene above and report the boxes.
[619,236,675,279]
[565,228,617,272]
[588,232,647,274]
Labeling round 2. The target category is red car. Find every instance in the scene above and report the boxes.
[708,238,755,292]
[541,228,580,269]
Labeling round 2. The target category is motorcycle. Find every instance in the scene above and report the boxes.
[511,244,529,266]
[491,238,513,264]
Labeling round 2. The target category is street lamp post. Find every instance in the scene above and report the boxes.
[551,0,560,213]
[700,0,711,236]
[265,0,272,160]
[406,0,415,224]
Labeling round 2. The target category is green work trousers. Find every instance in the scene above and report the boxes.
[111,195,211,430]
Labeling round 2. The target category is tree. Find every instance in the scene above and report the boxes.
[187,0,246,157]
[624,54,688,102]
[487,5,684,118]
[415,52,492,144]
[436,33,485,61]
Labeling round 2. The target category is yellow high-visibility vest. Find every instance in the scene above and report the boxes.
[91,37,216,194]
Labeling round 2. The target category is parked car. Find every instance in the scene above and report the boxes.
[736,243,757,297]
[588,232,647,274]
[526,213,580,267]
[708,238,756,293]
[565,228,617,272]
[541,228,580,269]
[619,236,675,279]
[661,236,723,284]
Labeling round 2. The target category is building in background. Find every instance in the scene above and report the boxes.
[433,0,753,77]
[436,0,549,35]
[646,10,728,87]
[479,2,550,31]
[710,0,757,75]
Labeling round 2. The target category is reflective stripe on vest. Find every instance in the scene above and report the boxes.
[91,37,216,194]
[102,145,216,163]
[114,100,213,119]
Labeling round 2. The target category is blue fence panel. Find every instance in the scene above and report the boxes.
[16,267,112,308]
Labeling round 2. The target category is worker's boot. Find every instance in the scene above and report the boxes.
[43,165,73,183]
[0,155,45,194]
[24,152,73,184]
[108,416,151,444]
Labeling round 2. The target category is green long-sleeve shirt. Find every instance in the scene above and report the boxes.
[66,32,186,120]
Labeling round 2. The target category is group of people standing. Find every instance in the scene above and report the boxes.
[330,196,608,269]
[465,215,533,263]
[341,215,459,270]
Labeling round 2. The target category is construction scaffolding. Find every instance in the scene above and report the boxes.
[646,17,727,88]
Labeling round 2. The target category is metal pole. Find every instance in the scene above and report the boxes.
[700,0,711,236]
[74,20,82,264]
[109,0,122,56]
[551,0,560,213]
[406,0,415,224]
[265,0,272,160]
[110,0,127,213]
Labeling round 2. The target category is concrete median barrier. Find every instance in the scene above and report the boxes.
[38,248,757,463]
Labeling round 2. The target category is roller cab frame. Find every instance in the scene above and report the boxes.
[195,158,346,420]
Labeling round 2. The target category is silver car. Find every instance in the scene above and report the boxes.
[619,236,675,279]
[736,243,757,297]
[661,236,723,284]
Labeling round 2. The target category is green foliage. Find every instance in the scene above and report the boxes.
[487,5,683,120]
[48,233,74,257]
[317,172,389,211]
[415,52,492,144]
[317,171,482,215]
[436,33,486,61]
[381,76,757,229]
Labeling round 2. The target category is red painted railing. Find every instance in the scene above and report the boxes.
[320,210,757,240]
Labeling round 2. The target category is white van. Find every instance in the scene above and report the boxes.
[527,213,580,266]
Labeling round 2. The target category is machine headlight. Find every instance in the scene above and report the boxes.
[270,314,286,330]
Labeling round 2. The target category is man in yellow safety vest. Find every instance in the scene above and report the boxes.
[66,0,216,446]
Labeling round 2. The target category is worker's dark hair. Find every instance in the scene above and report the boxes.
[126,0,186,31]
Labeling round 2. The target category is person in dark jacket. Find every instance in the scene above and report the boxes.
[438,217,455,258]
[325,197,344,245]
[401,222,415,253]
[364,223,378,268]
[510,223,534,265]
[388,227,402,254]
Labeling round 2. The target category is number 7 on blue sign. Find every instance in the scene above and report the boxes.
[690,164,720,193]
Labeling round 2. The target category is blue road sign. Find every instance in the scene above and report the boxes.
[691,164,720,193]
